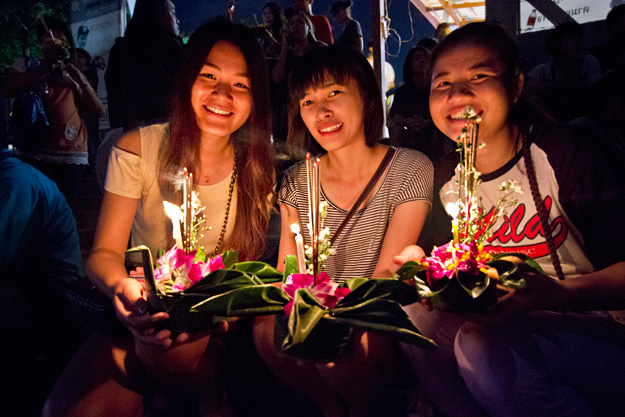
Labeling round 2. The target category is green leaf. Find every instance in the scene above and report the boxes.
[195,246,207,263]
[221,251,239,268]
[329,299,436,350]
[414,276,438,298]
[191,286,289,316]
[338,279,419,307]
[393,261,428,281]
[487,259,527,289]
[456,270,490,299]
[283,254,298,282]
[186,269,257,297]
[490,252,544,274]
[231,261,282,283]
[341,277,368,291]
[282,289,327,349]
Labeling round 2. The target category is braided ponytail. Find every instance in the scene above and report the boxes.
[521,129,565,280]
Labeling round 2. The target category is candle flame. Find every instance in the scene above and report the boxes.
[290,223,301,234]
[445,202,459,219]
[163,201,182,221]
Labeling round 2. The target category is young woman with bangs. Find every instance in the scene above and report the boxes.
[394,22,625,417]
[254,45,433,417]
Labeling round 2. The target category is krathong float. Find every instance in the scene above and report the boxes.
[394,107,536,312]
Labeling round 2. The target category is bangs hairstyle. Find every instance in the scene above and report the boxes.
[287,45,384,155]
[263,2,286,34]
[431,22,549,135]
[431,22,520,101]
[158,18,275,261]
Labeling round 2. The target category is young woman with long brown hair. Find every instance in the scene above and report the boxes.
[43,19,275,417]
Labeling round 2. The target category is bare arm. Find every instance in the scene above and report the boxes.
[87,190,139,297]
[352,34,363,54]
[516,261,625,313]
[63,62,104,117]
[1,66,49,98]
[87,131,176,347]
[372,200,430,278]
[272,31,290,85]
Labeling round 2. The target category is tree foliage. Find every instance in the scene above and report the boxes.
[0,0,69,72]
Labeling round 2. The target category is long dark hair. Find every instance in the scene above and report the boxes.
[287,45,384,155]
[263,2,285,39]
[289,12,319,45]
[431,22,563,279]
[402,45,430,89]
[157,19,275,261]
[125,0,178,44]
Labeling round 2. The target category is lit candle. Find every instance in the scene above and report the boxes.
[290,223,306,274]
[183,168,193,253]
[163,201,183,249]
[452,218,459,245]
[445,202,460,245]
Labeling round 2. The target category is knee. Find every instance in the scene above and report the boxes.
[252,315,276,362]
[42,394,69,417]
[454,322,493,371]
[135,334,216,383]
[455,322,511,399]
[317,332,400,388]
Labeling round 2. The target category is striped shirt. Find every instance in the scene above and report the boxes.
[279,147,433,282]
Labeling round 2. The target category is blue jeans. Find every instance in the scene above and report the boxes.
[456,311,625,417]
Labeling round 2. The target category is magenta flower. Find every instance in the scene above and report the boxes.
[208,254,225,272]
[422,241,490,287]
[155,247,225,293]
[197,254,226,282]
[283,272,351,316]
[154,247,187,282]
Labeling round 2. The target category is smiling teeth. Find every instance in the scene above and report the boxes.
[451,107,479,119]
[319,123,342,133]
[204,105,231,115]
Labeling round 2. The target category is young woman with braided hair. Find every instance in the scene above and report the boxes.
[393,22,625,417]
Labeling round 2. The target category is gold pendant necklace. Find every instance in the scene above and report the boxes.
[208,153,237,258]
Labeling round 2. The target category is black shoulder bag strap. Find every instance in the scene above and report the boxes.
[330,147,396,247]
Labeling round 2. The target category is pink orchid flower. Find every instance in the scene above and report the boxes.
[283,272,351,316]
[156,247,222,292]
[154,247,187,282]
[198,253,226,278]
[423,241,488,286]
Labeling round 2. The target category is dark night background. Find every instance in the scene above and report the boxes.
[175,0,434,85]
[173,0,610,88]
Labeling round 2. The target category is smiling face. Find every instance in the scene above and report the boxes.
[191,41,252,142]
[299,76,365,153]
[429,42,521,145]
